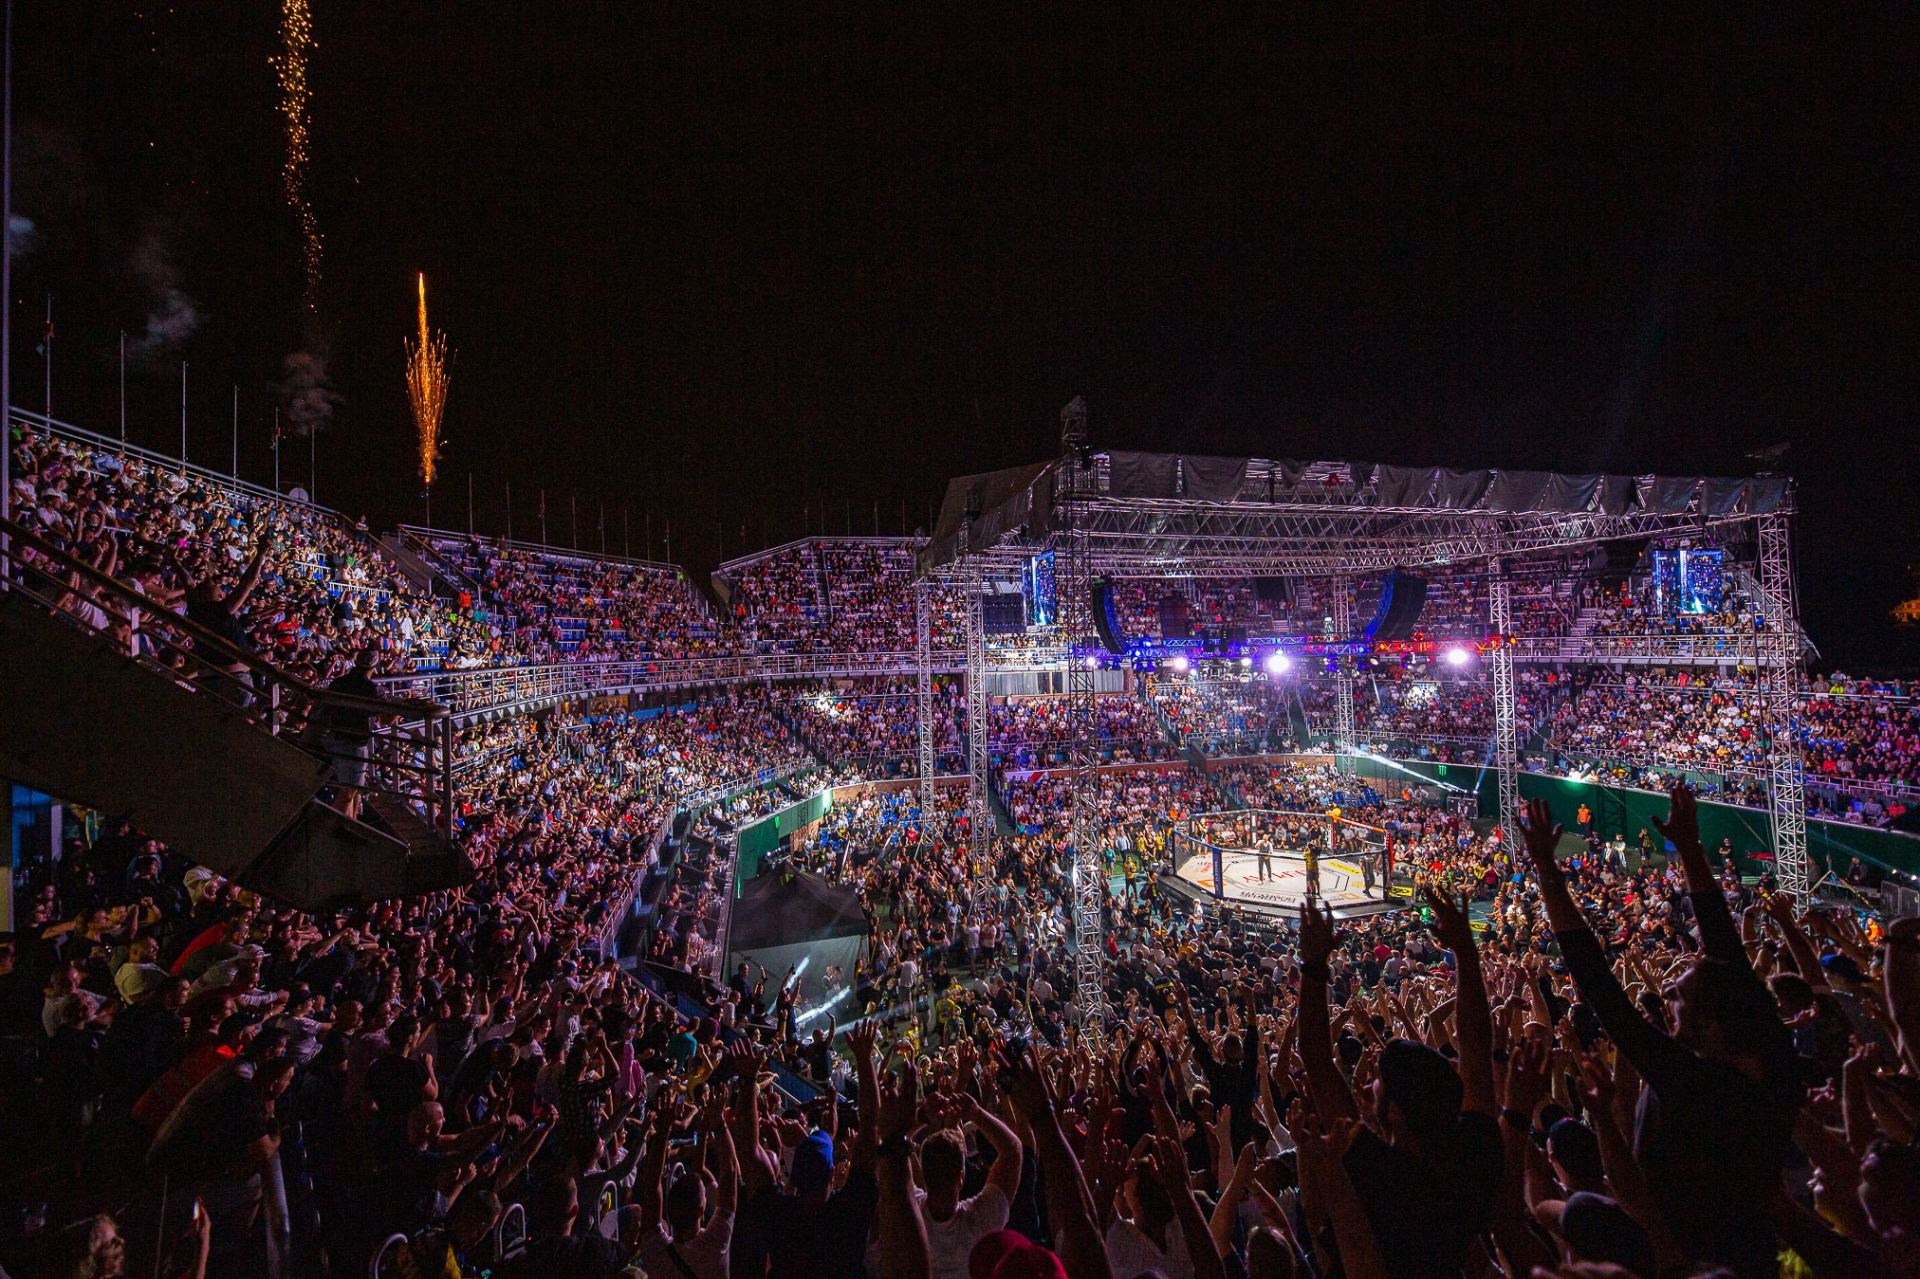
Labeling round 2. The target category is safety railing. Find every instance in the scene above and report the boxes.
[594,812,675,961]
[376,649,971,721]
[10,408,322,514]
[1509,633,1774,664]
[0,513,457,838]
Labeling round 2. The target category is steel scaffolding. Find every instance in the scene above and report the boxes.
[916,579,935,818]
[964,550,991,864]
[1756,509,1810,899]
[1057,398,1109,1032]
[1487,569,1522,847]
[1331,577,1356,772]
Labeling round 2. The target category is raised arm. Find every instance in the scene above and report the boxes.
[707,1092,739,1220]
[1653,784,1746,964]
[958,1090,1023,1201]
[1422,887,1495,1114]
[1007,1052,1114,1279]
[633,1102,675,1235]
[850,1021,884,1169]
[1148,1133,1224,1279]
[1516,799,1693,1091]
[872,1060,930,1279]
[1295,901,1358,1122]
[1885,916,1920,1077]
[724,1040,777,1193]
[1765,895,1828,988]
[1290,1100,1388,1279]
[227,533,273,613]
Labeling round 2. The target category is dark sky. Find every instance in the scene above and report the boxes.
[9,6,1919,666]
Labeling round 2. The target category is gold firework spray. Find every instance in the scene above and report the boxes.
[275,0,322,310]
[405,273,452,490]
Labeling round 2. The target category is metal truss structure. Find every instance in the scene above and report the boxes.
[1486,569,1523,848]
[1331,577,1356,772]
[1756,510,1809,899]
[941,454,1780,581]
[916,580,936,818]
[924,446,1810,913]
[1069,504,1728,578]
[963,544,992,864]
[1057,399,1110,1033]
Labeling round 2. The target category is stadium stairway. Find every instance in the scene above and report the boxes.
[390,528,485,603]
[0,519,467,910]
[1287,692,1314,749]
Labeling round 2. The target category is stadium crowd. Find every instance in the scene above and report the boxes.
[11,424,1920,1279]
[772,679,968,777]
[422,535,729,663]
[10,426,506,673]
[1147,675,1298,755]
[990,696,1175,769]
[1578,578,1760,648]
[718,540,965,655]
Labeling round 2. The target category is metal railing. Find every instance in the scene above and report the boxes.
[0,513,458,839]
[398,522,686,575]
[377,650,971,721]
[1510,633,1773,664]
[594,812,674,961]
[10,408,324,514]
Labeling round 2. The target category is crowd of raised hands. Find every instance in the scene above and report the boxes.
[748,762,1920,1279]
[655,777,1920,1279]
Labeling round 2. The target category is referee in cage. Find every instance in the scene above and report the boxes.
[1256,834,1274,882]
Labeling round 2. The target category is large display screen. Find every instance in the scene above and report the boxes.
[1651,548,1725,616]
[1024,550,1057,628]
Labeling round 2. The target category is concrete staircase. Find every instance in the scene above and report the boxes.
[0,584,458,911]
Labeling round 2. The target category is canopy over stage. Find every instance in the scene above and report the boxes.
[924,450,1790,579]
[726,868,868,1011]
[912,421,1808,1031]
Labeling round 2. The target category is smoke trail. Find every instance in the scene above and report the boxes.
[127,229,202,357]
[6,214,39,258]
[279,350,343,436]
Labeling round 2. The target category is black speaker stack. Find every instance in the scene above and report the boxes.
[1363,569,1430,641]
[1090,579,1127,655]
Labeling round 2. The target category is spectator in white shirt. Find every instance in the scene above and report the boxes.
[908,1092,1024,1279]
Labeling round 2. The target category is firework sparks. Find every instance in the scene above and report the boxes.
[274,0,322,311]
[405,273,452,489]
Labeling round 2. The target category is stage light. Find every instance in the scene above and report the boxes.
[1442,645,1472,667]
[1170,655,1190,673]
[1084,655,1101,669]
[1239,656,1253,668]
[796,985,851,1026]
[1265,651,1291,674]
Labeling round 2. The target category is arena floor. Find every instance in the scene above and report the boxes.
[1173,849,1388,915]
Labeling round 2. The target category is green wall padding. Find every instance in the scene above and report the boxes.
[1338,755,1919,877]
[734,789,833,887]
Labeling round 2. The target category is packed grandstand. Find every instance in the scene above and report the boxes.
[3,411,1919,1279]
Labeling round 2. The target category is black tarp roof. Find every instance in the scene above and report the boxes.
[728,869,867,950]
[924,450,1788,572]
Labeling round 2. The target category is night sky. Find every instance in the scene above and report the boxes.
[9,6,1918,666]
